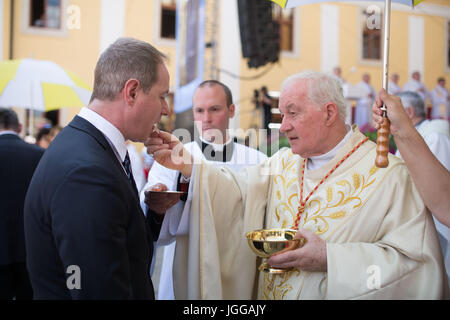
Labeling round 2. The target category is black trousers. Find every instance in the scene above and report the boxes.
[0,262,33,300]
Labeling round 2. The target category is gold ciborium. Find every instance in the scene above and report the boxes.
[246,228,305,274]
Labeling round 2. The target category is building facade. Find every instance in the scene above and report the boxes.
[1,0,449,138]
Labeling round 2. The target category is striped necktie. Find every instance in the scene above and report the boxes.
[122,151,138,196]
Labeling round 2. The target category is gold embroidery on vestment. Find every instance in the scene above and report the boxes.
[262,270,301,300]
[264,151,381,299]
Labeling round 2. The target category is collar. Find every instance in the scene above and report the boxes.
[308,125,352,171]
[78,107,127,162]
[414,118,426,129]
[195,135,235,162]
[198,135,233,152]
[0,130,19,136]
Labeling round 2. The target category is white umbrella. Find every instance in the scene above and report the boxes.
[0,58,92,135]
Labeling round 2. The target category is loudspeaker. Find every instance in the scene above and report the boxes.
[237,0,280,69]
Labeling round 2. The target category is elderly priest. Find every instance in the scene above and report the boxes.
[146,71,448,300]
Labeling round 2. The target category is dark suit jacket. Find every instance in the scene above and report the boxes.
[24,116,161,300]
[0,134,44,266]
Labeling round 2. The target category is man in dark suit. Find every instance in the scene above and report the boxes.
[0,108,44,300]
[24,38,170,299]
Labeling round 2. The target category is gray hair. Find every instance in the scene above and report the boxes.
[90,37,167,102]
[397,91,426,119]
[281,71,347,120]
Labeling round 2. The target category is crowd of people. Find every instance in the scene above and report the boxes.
[332,67,450,130]
[0,37,449,300]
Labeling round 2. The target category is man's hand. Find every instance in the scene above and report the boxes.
[267,228,327,272]
[145,131,193,178]
[372,89,415,139]
[144,183,181,214]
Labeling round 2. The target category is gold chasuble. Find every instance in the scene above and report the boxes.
[173,126,448,299]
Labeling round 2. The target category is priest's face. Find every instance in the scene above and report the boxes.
[279,79,330,158]
[192,84,235,144]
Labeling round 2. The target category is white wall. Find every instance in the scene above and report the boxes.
[99,0,125,54]
[320,4,339,73]
[408,15,424,78]
[219,0,241,130]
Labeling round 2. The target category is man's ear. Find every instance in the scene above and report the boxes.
[17,123,22,134]
[123,79,140,106]
[324,103,339,125]
[406,107,414,119]
[228,104,236,118]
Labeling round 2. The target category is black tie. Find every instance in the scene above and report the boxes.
[124,151,154,263]
[122,151,139,196]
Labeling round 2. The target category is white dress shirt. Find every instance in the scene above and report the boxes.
[78,107,127,168]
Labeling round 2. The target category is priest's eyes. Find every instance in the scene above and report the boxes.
[194,106,222,113]
[281,112,297,119]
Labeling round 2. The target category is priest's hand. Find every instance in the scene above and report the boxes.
[144,183,181,214]
[145,130,193,178]
[267,228,327,272]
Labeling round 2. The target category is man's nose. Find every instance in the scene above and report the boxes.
[203,111,212,122]
[161,100,170,116]
[279,117,290,134]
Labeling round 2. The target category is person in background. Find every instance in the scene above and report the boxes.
[332,66,346,86]
[354,73,376,129]
[36,125,62,149]
[49,125,62,140]
[0,108,44,300]
[403,71,428,103]
[141,80,267,299]
[375,90,450,287]
[141,148,155,180]
[259,86,274,134]
[373,89,450,228]
[388,73,401,96]
[431,77,450,120]
[35,126,52,149]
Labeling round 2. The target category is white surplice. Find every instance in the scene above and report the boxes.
[168,126,448,299]
[388,82,401,96]
[355,82,376,129]
[431,85,450,119]
[403,79,429,103]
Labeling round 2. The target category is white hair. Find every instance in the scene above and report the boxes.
[397,91,426,119]
[281,71,347,120]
